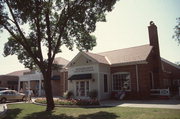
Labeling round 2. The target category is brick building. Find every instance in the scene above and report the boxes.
[67,22,180,100]
[0,75,18,90]
[0,57,69,97]
[18,57,69,97]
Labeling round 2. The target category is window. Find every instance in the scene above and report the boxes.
[173,80,180,86]
[76,82,79,96]
[104,74,108,93]
[86,81,89,96]
[163,79,170,88]
[112,72,131,91]
[76,81,89,97]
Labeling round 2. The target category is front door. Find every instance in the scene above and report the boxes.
[76,81,89,98]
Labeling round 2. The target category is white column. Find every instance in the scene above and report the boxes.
[28,80,30,89]
[18,77,20,92]
[39,79,42,96]
[97,64,101,100]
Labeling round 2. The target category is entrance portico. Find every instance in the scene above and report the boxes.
[67,52,111,100]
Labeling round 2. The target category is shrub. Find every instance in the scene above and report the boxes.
[88,90,98,100]
[34,98,99,106]
[63,91,74,99]
[35,98,47,104]
[75,99,99,105]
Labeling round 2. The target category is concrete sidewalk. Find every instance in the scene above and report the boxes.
[0,104,7,118]
[100,100,180,109]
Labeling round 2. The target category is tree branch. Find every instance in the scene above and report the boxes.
[34,0,43,63]
[5,0,43,69]
[51,0,86,61]
[5,0,29,47]
[45,2,53,71]
[3,24,41,67]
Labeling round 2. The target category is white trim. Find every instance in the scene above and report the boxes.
[103,74,109,93]
[75,80,89,97]
[112,72,131,92]
[97,64,101,100]
[105,56,111,65]
[66,52,82,67]
[39,80,42,96]
[67,52,98,67]
[135,65,139,92]
[111,61,148,67]
[18,78,20,92]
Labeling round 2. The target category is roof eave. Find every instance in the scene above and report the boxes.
[161,58,180,70]
[110,60,148,67]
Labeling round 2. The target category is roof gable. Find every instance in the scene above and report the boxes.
[68,45,153,67]
[84,52,110,65]
[67,52,110,67]
[53,57,69,67]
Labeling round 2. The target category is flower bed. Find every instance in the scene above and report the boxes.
[35,98,99,106]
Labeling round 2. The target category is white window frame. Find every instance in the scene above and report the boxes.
[112,72,131,91]
[103,74,109,93]
[75,80,89,97]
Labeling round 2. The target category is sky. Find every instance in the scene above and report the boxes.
[0,0,180,75]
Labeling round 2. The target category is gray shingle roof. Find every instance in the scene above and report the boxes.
[84,45,153,65]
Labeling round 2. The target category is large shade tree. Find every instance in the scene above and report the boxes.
[173,17,180,44]
[0,0,118,111]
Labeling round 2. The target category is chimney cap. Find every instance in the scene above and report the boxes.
[150,21,155,26]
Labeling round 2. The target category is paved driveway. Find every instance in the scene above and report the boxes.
[100,100,180,109]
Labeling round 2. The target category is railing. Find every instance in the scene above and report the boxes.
[150,88,170,96]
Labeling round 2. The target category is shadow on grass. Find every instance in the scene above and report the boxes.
[23,111,119,119]
[3,108,22,119]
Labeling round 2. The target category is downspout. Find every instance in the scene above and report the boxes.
[136,65,139,92]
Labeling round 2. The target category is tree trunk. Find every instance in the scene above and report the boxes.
[42,70,55,111]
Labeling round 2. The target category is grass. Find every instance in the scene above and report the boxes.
[3,103,180,119]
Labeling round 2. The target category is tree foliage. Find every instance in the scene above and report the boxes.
[173,17,180,44]
[0,0,119,111]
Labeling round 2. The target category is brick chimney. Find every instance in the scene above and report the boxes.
[148,21,160,57]
[148,21,162,88]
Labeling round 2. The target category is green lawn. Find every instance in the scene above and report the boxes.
[3,103,180,119]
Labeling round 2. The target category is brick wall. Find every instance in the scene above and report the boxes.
[0,75,18,90]
[51,71,68,96]
[110,63,153,99]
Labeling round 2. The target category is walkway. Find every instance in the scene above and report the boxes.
[100,99,180,109]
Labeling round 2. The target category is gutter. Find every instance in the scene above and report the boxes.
[111,60,148,67]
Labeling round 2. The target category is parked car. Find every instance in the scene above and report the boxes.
[0,87,9,91]
[0,90,25,103]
